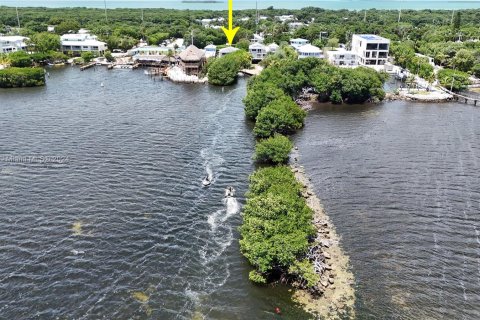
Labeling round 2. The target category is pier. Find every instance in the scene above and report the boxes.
[439,87,479,106]
[80,62,96,71]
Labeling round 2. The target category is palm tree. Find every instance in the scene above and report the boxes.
[166,49,175,67]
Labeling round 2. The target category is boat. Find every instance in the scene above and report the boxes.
[224,186,235,198]
[202,175,211,187]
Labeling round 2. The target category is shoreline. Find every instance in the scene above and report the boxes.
[290,151,356,319]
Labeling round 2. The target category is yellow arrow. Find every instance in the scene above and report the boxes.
[221,0,240,45]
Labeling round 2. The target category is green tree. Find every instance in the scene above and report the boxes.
[254,96,306,138]
[452,49,476,72]
[208,50,251,86]
[437,68,471,91]
[236,38,250,51]
[243,81,286,120]
[31,32,60,53]
[254,134,293,164]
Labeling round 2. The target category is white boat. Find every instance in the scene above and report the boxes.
[225,186,235,198]
[202,175,211,187]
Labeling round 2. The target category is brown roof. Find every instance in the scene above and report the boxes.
[179,45,205,62]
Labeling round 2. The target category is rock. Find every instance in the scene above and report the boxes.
[328,277,334,284]
[324,251,331,259]
[320,279,329,287]
[325,264,332,270]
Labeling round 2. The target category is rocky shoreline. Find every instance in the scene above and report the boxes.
[290,151,356,319]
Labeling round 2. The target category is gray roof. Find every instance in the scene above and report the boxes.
[219,46,239,54]
[179,45,205,62]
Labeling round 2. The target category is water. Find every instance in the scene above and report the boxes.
[3,0,480,10]
[294,101,480,319]
[0,67,309,319]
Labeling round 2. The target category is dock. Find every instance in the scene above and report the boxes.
[80,62,97,71]
[439,87,479,106]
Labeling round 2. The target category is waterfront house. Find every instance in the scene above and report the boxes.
[325,48,358,67]
[249,42,267,61]
[0,36,29,53]
[298,44,323,59]
[290,38,309,51]
[179,44,205,76]
[204,44,217,58]
[218,46,239,57]
[60,33,107,54]
[351,34,390,68]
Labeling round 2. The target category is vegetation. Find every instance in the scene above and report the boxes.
[8,51,33,68]
[254,96,306,138]
[254,134,293,164]
[437,68,471,92]
[207,50,251,86]
[240,166,316,285]
[0,67,45,88]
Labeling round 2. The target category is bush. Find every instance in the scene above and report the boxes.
[208,50,251,86]
[81,51,95,63]
[0,67,46,88]
[254,134,293,164]
[472,64,480,78]
[243,81,286,120]
[253,96,306,138]
[8,51,33,68]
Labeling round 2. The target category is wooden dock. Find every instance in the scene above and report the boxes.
[80,62,96,71]
[439,86,479,106]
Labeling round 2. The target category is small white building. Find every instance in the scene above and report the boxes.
[47,25,55,32]
[249,42,267,61]
[290,38,309,50]
[298,44,323,59]
[218,46,239,57]
[61,33,107,54]
[0,36,29,53]
[325,48,358,67]
[351,34,390,67]
[204,44,217,58]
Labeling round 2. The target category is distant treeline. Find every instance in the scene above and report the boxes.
[1,6,479,50]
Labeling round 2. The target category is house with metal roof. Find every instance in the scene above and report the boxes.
[298,44,323,59]
[218,46,239,57]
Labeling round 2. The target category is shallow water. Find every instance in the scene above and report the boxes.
[294,101,480,319]
[0,67,309,319]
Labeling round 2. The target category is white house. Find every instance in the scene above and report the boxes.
[298,44,322,59]
[204,44,217,58]
[290,38,309,50]
[325,48,358,67]
[249,42,267,61]
[351,34,390,67]
[61,33,107,54]
[218,46,239,57]
[47,25,55,32]
[0,36,29,53]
